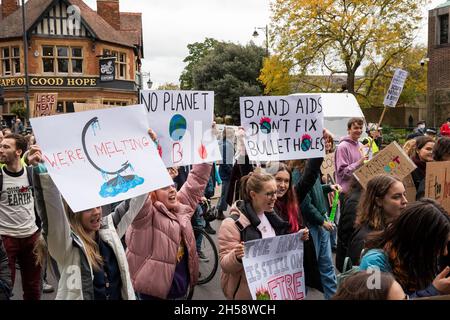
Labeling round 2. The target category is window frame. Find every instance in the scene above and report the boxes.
[42,45,84,74]
[103,48,128,80]
[439,14,449,45]
[1,45,21,76]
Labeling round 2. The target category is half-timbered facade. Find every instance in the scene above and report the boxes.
[0,0,143,124]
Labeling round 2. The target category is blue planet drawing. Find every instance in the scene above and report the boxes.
[169,114,187,141]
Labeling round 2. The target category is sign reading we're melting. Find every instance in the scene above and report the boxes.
[239,95,325,162]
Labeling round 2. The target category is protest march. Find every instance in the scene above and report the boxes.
[0,1,450,314]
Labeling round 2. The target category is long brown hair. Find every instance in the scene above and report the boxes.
[64,201,103,271]
[355,175,402,230]
[365,199,450,292]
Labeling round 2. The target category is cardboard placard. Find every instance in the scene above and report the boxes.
[242,233,306,300]
[424,161,450,213]
[74,103,116,113]
[353,142,417,189]
[321,152,336,185]
[403,174,417,203]
[32,93,57,117]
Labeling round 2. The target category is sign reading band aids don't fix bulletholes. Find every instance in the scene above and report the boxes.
[239,95,325,162]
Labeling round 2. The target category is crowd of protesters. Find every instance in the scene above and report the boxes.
[0,115,449,301]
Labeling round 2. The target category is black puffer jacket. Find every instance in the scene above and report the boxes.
[0,238,12,300]
[336,189,361,272]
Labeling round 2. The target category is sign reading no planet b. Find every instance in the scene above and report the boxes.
[139,90,221,167]
[30,105,173,212]
[243,233,306,300]
[383,68,408,108]
[240,95,324,162]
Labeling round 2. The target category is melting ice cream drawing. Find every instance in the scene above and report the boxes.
[82,117,145,198]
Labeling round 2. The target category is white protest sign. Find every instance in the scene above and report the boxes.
[242,233,305,300]
[240,95,324,162]
[139,90,221,167]
[383,68,408,108]
[30,105,172,212]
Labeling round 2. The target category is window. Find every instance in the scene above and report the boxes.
[103,49,127,79]
[440,14,449,44]
[56,100,85,113]
[1,46,21,76]
[42,46,83,74]
[103,100,128,106]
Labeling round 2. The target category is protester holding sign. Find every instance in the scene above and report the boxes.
[347,175,407,266]
[410,136,435,200]
[360,199,450,298]
[218,170,291,300]
[296,163,340,299]
[125,138,213,300]
[28,145,148,300]
[335,118,368,195]
[336,177,363,272]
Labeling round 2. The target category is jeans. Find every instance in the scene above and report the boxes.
[217,179,230,212]
[192,205,205,251]
[2,231,42,300]
[309,225,337,300]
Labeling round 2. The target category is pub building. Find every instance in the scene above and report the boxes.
[0,0,144,125]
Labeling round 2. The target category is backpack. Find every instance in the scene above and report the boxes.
[336,256,360,288]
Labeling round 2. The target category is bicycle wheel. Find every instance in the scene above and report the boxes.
[197,228,218,285]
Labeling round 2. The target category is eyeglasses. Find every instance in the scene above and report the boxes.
[263,191,277,198]
[162,182,178,190]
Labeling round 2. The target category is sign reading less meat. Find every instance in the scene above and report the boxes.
[33,93,57,117]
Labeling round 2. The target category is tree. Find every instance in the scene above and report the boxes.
[270,0,426,104]
[361,45,427,108]
[190,42,266,123]
[258,54,293,95]
[179,38,220,89]
[157,82,180,90]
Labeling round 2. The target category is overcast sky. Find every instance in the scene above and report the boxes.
[82,0,444,88]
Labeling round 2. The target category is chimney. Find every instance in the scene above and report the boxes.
[97,0,121,30]
[2,0,20,19]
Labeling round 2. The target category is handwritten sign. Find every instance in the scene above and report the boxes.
[30,105,172,212]
[403,174,417,203]
[240,95,324,162]
[139,90,221,167]
[32,93,57,117]
[321,152,336,185]
[425,161,450,213]
[242,233,305,300]
[383,68,408,108]
[353,142,416,189]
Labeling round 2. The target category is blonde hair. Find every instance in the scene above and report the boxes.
[239,169,275,203]
[64,201,103,271]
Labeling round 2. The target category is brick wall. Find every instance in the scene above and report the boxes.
[428,7,450,127]
[97,0,120,30]
[1,0,19,19]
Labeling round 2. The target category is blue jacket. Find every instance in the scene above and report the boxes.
[359,249,441,298]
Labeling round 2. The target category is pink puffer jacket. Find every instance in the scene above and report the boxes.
[125,163,212,299]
